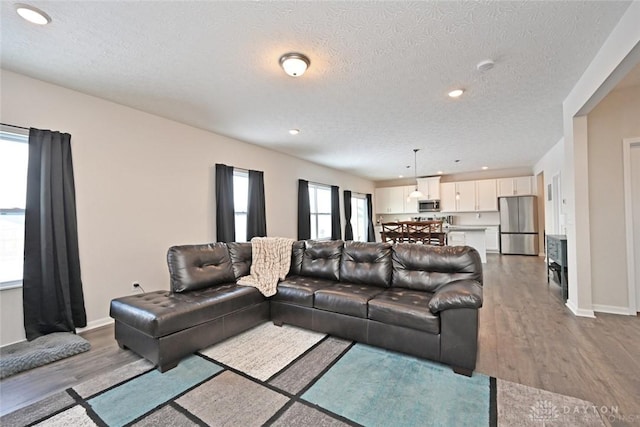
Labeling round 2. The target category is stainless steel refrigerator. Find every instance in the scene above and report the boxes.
[499,196,539,255]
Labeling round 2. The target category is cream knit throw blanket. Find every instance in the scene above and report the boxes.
[237,237,295,297]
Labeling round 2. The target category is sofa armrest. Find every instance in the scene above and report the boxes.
[429,279,483,313]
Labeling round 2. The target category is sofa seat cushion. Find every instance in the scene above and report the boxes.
[272,275,337,307]
[368,289,440,334]
[110,285,264,338]
[314,283,384,318]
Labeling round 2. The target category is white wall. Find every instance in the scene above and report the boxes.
[587,85,640,312]
[534,138,565,236]
[0,70,374,346]
[560,2,640,317]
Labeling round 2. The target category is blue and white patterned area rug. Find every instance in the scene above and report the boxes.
[0,323,608,427]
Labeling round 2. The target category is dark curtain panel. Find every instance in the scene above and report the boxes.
[247,169,267,240]
[297,179,310,240]
[366,193,376,242]
[343,190,353,240]
[23,128,87,340]
[331,185,341,240]
[215,164,235,242]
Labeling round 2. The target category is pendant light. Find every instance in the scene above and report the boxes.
[408,149,425,199]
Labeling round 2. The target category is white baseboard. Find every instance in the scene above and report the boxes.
[592,304,636,316]
[0,338,26,349]
[77,317,114,333]
[565,300,596,318]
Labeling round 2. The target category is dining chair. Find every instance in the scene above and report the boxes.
[381,222,404,243]
[404,222,431,244]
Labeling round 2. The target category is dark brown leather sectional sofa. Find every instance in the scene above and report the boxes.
[110,240,483,375]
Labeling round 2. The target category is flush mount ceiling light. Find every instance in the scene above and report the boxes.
[289,129,300,135]
[279,53,310,77]
[408,149,425,199]
[448,89,464,98]
[15,3,51,25]
[477,59,495,72]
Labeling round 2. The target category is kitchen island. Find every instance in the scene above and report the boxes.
[445,226,487,263]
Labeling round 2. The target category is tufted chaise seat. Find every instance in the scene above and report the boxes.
[110,242,268,372]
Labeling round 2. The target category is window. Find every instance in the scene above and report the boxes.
[233,169,249,242]
[351,195,368,241]
[0,130,29,289]
[309,183,332,239]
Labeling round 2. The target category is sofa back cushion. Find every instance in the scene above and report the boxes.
[288,240,305,276]
[339,241,392,287]
[227,242,252,279]
[300,240,343,281]
[392,244,482,292]
[167,243,236,293]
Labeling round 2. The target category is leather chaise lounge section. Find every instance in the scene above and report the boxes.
[110,240,483,375]
[109,242,267,372]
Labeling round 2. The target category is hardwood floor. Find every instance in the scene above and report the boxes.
[478,254,640,423]
[0,324,139,416]
[1,254,639,422]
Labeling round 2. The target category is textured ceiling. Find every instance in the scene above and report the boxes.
[0,1,632,181]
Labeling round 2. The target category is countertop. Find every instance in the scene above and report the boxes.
[445,225,491,231]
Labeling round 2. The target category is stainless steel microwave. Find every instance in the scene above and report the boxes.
[418,200,440,212]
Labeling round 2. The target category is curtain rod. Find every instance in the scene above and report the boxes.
[0,122,29,130]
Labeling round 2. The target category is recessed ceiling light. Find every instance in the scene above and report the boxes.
[448,89,464,98]
[289,129,300,135]
[15,4,51,25]
[279,53,310,77]
[437,171,444,175]
[481,166,489,170]
[399,175,404,178]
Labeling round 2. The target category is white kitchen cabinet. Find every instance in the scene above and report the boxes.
[485,226,500,252]
[497,178,514,197]
[416,177,441,200]
[440,181,474,212]
[440,179,498,212]
[375,187,403,214]
[475,179,498,211]
[456,181,476,212]
[440,182,457,212]
[375,186,418,214]
[403,185,419,214]
[497,176,535,196]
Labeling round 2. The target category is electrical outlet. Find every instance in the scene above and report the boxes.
[132,282,146,293]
